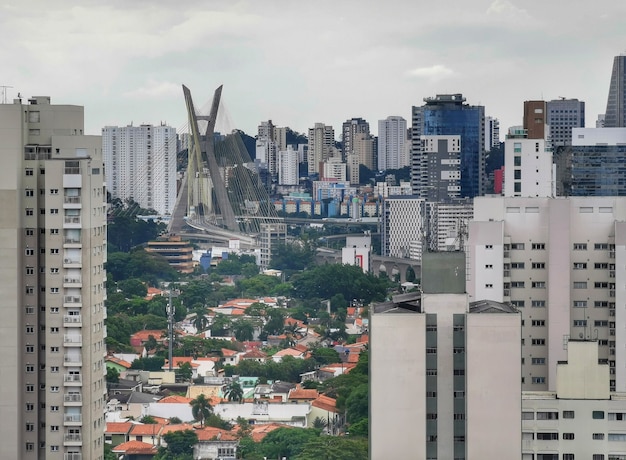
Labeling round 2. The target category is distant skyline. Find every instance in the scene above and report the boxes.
[2,0,624,139]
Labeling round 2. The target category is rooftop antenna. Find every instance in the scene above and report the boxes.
[0,85,13,104]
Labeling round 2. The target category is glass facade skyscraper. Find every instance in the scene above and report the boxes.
[605,55,626,128]
[411,94,485,199]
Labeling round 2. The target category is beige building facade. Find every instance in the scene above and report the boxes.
[0,96,107,460]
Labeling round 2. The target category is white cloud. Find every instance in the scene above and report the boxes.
[487,0,533,22]
[406,65,454,81]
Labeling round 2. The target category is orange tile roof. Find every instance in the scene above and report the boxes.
[242,349,267,359]
[129,423,164,436]
[273,348,303,358]
[293,343,308,353]
[160,423,195,435]
[145,287,163,300]
[311,394,338,413]
[195,426,238,441]
[158,395,192,404]
[346,307,356,316]
[106,422,133,434]
[221,298,256,307]
[357,334,369,343]
[347,352,360,364]
[221,348,238,357]
[288,388,319,400]
[250,423,289,442]
[162,357,200,369]
[131,329,166,343]
[112,440,158,454]
[106,356,132,369]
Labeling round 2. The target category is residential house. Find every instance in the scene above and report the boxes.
[128,423,164,445]
[105,421,134,447]
[194,427,239,460]
[272,347,307,363]
[240,349,268,364]
[288,387,319,404]
[309,395,343,434]
[112,440,158,460]
[221,348,240,367]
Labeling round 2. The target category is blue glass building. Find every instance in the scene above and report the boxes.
[411,94,485,198]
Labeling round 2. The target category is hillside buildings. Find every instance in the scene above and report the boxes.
[0,96,107,460]
[102,124,176,216]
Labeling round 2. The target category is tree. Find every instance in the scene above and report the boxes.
[210,313,231,337]
[130,356,165,371]
[345,383,369,424]
[224,381,244,403]
[139,415,158,424]
[177,362,193,382]
[259,427,321,460]
[232,319,255,342]
[105,367,120,384]
[295,435,368,460]
[191,307,209,333]
[310,347,341,366]
[312,417,327,430]
[154,429,198,459]
[117,278,148,298]
[190,394,213,427]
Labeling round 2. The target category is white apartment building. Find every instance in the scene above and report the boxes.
[419,135,462,201]
[102,124,176,215]
[0,96,107,459]
[307,123,335,176]
[522,340,626,460]
[381,196,425,260]
[468,196,626,392]
[278,146,299,186]
[378,116,408,170]
[322,158,347,182]
[485,116,500,152]
[342,236,371,273]
[425,199,473,252]
[371,253,521,459]
[504,127,554,198]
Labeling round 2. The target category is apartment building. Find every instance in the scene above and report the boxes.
[102,123,176,216]
[371,252,521,459]
[468,196,626,392]
[0,96,107,459]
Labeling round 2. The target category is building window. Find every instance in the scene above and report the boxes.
[522,411,534,420]
[532,262,545,269]
[25,168,33,176]
[532,281,546,288]
[573,243,587,250]
[595,263,609,269]
[50,405,59,412]
[25,364,34,373]
[573,262,587,269]
[50,426,59,432]
[50,189,59,195]
[511,300,525,307]
[485,244,493,249]
[593,433,605,440]
[563,455,575,460]
[608,412,626,421]
[532,339,546,346]
[532,320,545,327]
[50,446,59,452]
[595,243,609,250]
[532,376,546,384]
[592,455,604,460]
[532,243,545,250]
[25,248,34,256]
[563,411,575,419]
[595,282,609,289]
[511,262,525,269]
[608,433,626,441]
[511,243,525,250]
[26,345,34,353]
[536,411,558,420]
[511,281,525,288]
[573,320,587,327]
[50,386,59,393]
[563,433,575,440]
[573,282,587,289]
[593,411,605,419]
[26,423,34,432]
[573,301,587,308]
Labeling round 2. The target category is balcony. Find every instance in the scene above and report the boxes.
[63,414,82,425]
[64,453,82,460]
[63,315,82,326]
[63,295,82,307]
[63,237,82,248]
[63,277,82,287]
[64,393,82,404]
[64,433,82,445]
[64,374,82,384]
[63,258,82,268]
[63,355,82,366]
[64,335,83,346]
[64,216,81,227]
[64,196,81,205]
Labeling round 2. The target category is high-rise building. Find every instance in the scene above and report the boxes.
[467,196,626,392]
[0,96,107,459]
[278,146,299,186]
[411,94,485,198]
[484,116,500,152]
[523,100,547,139]
[419,135,462,201]
[569,127,626,196]
[378,116,408,170]
[371,252,521,459]
[546,98,585,147]
[102,124,176,215]
[381,196,425,260]
[307,123,335,176]
[604,54,626,128]
[503,127,554,198]
[341,118,369,160]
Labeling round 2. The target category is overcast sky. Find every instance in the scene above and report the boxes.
[2,0,624,139]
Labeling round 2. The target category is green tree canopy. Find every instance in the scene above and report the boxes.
[154,429,198,459]
[259,427,321,460]
[190,394,213,427]
[295,435,368,460]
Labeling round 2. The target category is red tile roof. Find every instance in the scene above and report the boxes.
[158,395,192,404]
[106,356,132,369]
[112,440,158,455]
[272,348,304,358]
[162,357,200,369]
[195,426,238,441]
[250,423,289,442]
[130,329,166,345]
[312,395,338,413]
[129,423,164,436]
[288,388,319,400]
[221,348,238,357]
[106,422,133,434]
[241,349,267,359]
[160,423,195,435]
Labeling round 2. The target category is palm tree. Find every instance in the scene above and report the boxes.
[190,393,213,427]
[224,381,244,403]
[192,307,209,333]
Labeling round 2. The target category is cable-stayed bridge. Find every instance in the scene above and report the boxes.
[168,85,283,247]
